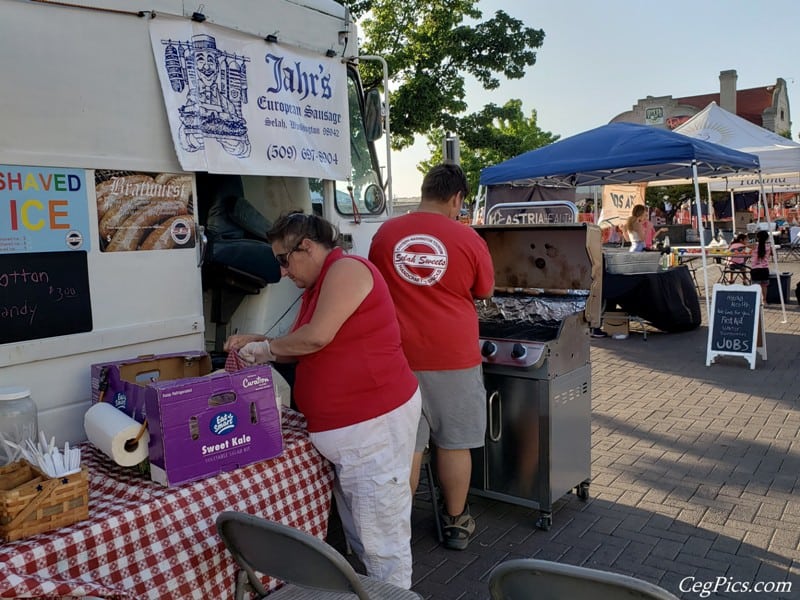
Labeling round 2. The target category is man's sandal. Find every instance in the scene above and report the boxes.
[441,510,475,550]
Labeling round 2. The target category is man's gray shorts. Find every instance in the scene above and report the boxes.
[414,365,486,452]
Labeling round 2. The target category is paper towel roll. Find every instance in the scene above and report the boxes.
[84,402,150,467]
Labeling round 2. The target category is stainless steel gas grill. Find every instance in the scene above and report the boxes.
[469,223,602,530]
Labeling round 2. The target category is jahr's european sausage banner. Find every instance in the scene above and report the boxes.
[149,16,351,180]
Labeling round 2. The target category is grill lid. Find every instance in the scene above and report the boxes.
[473,223,603,328]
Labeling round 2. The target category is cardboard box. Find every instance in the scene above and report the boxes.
[735,211,752,231]
[603,311,630,336]
[91,352,212,423]
[144,365,283,486]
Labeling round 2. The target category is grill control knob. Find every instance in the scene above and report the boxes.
[511,343,528,360]
[481,341,498,358]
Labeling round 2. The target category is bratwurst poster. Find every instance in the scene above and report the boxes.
[95,170,195,252]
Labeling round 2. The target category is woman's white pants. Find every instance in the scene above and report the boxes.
[310,388,422,589]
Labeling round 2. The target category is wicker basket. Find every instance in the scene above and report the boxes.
[0,460,89,542]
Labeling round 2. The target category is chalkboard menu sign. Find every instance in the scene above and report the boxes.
[0,251,92,344]
[706,284,762,369]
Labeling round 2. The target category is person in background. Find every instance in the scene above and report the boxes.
[611,224,625,245]
[750,229,773,298]
[624,205,647,252]
[720,233,751,284]
[728,233,748,254]
[368,164,494,551]
[727,233,750,269]
[642,209,669,249]
[224,212,421,589]
[663,199,674,224]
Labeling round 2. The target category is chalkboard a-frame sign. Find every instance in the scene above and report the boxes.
[706,284,765,370]
[0,251,93,344]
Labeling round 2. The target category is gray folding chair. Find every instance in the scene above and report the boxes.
[489,558,679,600]
[780,225,800,261]
[216,511,420,600]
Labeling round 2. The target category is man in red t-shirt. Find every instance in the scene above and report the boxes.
[369,164,494,550]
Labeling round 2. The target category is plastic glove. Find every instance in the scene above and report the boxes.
[239,340,276,365]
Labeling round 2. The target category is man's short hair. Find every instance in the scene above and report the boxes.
[421,163,468,203]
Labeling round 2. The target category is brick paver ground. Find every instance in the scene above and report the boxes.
[329,259,800,600]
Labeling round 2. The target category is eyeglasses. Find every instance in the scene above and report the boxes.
[274,239,304,268]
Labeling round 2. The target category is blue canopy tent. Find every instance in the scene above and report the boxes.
[479,122,763,319]
[480,122,759,187]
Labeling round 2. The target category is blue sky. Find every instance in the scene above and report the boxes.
[388,0,800,197]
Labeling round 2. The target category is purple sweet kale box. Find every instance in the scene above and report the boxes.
[90,352,212,424]
[144,365,283,486]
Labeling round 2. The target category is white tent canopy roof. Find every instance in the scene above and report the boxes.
[672,102,800,191]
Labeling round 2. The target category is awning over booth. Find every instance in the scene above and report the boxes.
[478,121,776,326]
[672,102,800,191]
[479,122,760,188]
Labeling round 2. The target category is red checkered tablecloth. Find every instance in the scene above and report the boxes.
[0,408,334,599]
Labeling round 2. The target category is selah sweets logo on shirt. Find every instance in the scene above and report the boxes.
[392,234,448,286]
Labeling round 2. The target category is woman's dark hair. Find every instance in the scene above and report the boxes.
[733,233,747,244]
[267,211,338,249]
[756,229,769,259]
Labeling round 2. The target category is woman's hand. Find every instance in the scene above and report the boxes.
[223,333,266,353]
[239,340,276,364]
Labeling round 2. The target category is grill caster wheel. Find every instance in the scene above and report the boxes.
[577,482,590,501]
[536,513,552,531]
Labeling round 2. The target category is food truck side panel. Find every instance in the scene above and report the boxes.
[0,0,378,443]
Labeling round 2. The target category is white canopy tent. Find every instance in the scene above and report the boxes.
[672,102,800,192]
[673,101,800,231]
[709,172,800,193]
[674,101,800,220]
[670,102,795,320]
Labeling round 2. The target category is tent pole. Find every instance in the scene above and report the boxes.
[759,172,787,323]
[707,182,715,239]
[693,162,711,321]
[729,188,736,235]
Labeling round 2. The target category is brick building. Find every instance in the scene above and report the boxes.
[610,69,792,136]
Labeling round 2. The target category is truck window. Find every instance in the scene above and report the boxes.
[312,69,384,217]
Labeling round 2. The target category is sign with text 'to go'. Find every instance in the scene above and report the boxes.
[706,284,764,370]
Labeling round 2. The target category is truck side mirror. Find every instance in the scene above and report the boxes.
[363,183,386,215]
[364,88,383,142]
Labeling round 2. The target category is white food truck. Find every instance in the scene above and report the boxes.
[0,0,392,443]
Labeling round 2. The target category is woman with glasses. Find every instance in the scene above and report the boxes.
[224,211,421,589]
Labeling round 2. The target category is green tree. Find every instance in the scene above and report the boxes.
[419,99,558,197]
[337,1,545,150]
[645,184,695,209]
